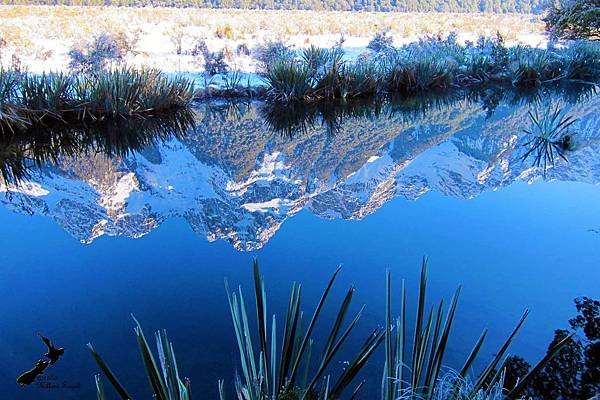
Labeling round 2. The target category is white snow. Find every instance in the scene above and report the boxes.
[0,181,49,196]
[241,198,293,212]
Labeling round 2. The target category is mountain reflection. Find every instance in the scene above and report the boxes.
[1,85,599,250]
[0,110,195,185]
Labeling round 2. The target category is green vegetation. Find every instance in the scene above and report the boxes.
[0,68,194,134]
[87,258,569,400]
[381,259,571,400]
[263,38,600,104]
[225,260,384,400]
[545,0,600,41]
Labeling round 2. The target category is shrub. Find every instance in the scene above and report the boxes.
[367,29,395,53]
[168,25,186,56]
[475,32,509,71]
[215,24,234,40]
[504,297,600,399]
[254,40,296,73]
[192,40,229,75]
[68,33,125,73]
[236,43,250,56]
[113,29,140,56]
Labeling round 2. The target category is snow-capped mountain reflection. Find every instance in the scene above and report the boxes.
[2,91,599,250]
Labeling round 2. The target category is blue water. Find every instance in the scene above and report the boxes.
[2,181,599,399]
[1,93,600,399]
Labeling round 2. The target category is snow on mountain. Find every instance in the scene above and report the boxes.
[1,95,599,250]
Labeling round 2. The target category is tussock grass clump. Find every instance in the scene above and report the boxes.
[509,46,562,87]
[562,41,600,80]
[386,53,457,93]
[264,61,315,103]
[265,47,382,103]
[0,68,195,134]
[263,38,600,105]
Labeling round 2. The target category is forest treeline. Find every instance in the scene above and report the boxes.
[1,0,548,13]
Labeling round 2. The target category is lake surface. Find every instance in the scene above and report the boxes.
[1,87,599,399]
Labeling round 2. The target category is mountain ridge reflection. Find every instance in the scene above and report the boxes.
[1,84,599,250]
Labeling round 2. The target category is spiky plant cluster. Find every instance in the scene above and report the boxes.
[224,260,384,400]
[87,258,571,400]
[0,68,195,134]
[509,46,563,87]
[265,46,383,103]
[263,38,600,104]
[89,317,192,400]
[521,105,577,174]
[561,41,600,80]
[381,258,572,400]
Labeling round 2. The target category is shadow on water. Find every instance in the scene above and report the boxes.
[0,109,195,185]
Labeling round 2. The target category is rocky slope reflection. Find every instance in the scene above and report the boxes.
[1,88,599,250]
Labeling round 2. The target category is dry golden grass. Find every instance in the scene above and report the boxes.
[0,6,546,72]
[0,5,544,43]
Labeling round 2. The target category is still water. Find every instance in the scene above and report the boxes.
[1,87,599,399]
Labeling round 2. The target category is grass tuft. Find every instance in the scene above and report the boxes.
[0,68,195,133]
[262,39,600,105]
